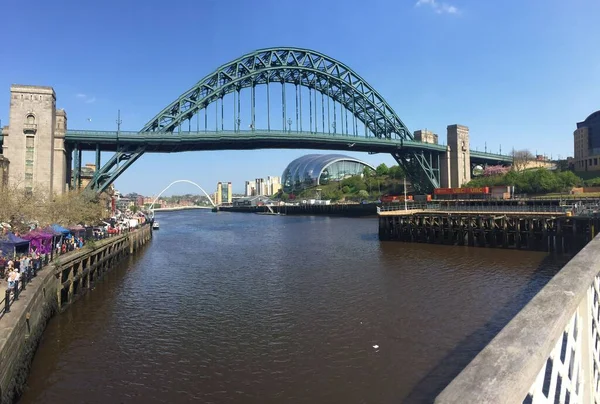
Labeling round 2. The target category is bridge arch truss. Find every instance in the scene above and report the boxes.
[143,47,412,141]
[84,47,443,193]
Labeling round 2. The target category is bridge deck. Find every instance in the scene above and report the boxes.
[65,129,513,164]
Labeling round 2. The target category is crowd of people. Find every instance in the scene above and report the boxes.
[0,210,149,298]
[0,253,41,293]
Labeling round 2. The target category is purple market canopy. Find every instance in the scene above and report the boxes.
[22,230,54,254]
[21,229,54,241]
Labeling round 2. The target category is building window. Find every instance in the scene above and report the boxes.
[25,136,34,188]
[595,158,598,166]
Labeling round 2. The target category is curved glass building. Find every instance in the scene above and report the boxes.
[282,154,374,193]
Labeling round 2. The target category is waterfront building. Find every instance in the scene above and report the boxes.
[244,176,281,196]
[281,154,375,193]
[244,181,254,197]
[413,129,439,144]
[266,176,281,195]
[79,163,96,189]
[574,110,600,172]
[233,195,272,207]
[215,181,232,204]
[2,85,68,195]
[255,178,265,196]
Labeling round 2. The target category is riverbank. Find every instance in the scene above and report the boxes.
[218,203,377,217]
[0,225,152,404]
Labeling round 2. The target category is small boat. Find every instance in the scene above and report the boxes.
[152,221,160,230]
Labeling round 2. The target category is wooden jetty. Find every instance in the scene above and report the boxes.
[378,209,600,254]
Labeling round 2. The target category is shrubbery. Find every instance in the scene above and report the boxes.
[465,168,581,194]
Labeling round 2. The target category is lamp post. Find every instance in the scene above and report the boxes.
[116,110,122,169]
[287,118,292,132]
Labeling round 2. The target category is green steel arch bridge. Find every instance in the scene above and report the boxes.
[64,47,512,193]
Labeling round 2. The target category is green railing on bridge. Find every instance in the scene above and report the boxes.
[65,129,513,163]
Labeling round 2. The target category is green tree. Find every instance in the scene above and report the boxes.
[358,190,369,199]
[376,163,389,177]
[341,185,351,194]
[341,176,366,192]
[363,167,375,178]
[557,171,581,189]
[388,165,405,179]
[280,192,290,201]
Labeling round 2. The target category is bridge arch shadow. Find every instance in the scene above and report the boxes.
[402,253,571,403]
[149,180,215,215]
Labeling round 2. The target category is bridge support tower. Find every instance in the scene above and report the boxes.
[439,124,471,188]
[2,85,68,195]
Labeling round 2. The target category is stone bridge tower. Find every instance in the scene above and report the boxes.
[2,85,68,195]
[447,124,471,188]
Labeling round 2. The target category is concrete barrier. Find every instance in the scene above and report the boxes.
[435,233,600,403]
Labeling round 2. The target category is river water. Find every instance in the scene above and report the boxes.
[18,210,567,403]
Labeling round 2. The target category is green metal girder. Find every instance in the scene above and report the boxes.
[83,47,513,194]
[68,130,513,164]
[142,47,412,140]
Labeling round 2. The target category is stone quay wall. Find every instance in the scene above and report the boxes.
[0,225,152,404]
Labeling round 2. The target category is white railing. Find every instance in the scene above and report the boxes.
[431,205,567,213]
[377,204,428,212]
[435,235,600,404]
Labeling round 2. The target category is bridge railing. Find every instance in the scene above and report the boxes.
[428,204,569,213]
[435,234,600,404]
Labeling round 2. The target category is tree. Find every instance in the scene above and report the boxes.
[375,163,389,177]
[358,190,369,199]
[512,149,535,172]
[388,165,405,179]
[280,192,289,201]
[556,171,581,189]
[483,165,510,177]
[341,176,366,192]
[363,167,375,178]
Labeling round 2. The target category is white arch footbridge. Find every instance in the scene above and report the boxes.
[149,180,215,216]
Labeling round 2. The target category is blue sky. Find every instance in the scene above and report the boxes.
[1,0,599,195]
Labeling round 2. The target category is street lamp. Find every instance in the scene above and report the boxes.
[287,118,292,132]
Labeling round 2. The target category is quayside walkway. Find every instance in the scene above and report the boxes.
[436,233,600,403]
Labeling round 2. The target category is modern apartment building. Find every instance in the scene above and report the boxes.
[574,110,600,172]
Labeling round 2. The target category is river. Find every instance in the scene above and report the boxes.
[18,210,567,403]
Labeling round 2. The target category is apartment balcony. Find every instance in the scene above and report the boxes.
[23,123,37,134]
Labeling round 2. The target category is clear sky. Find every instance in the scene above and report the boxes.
[1,0,599,195]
